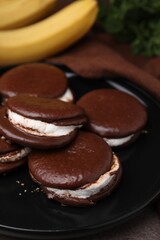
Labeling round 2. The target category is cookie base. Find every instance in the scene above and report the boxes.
[0,108,78,149]
[43,161,122,207]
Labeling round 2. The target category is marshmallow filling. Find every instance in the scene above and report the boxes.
[45,155,120,199]
[104,134,135,147]
[58,88,73,102]
[8,110,81,137]
[0,147,30,163]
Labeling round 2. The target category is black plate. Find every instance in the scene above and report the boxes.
[0,65,160,239]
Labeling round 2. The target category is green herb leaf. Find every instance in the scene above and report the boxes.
[98,0,160,56]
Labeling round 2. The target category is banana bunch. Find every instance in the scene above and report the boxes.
[0,0,99,66]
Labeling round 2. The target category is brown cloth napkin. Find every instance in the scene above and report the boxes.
[47,31,160,101]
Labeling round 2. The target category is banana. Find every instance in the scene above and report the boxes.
[0,0,98,66]
[0,0,57,30]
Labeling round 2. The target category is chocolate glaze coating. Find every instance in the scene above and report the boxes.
[7,95,86,124]
[77,89,147,138]
[0,158,27,174]
[0,63,68,99]
[0,136,20,154]
[43,159,122,207]
[0,108,78,149]
[28,131,113,189]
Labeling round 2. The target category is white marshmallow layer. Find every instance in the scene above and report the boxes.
[0,147,30,163]
[104,134,134,147]
[8,110,80,137]
[46,155,120,199]
[58,88,73,102]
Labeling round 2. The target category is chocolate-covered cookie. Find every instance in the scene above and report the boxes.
[77,89,147,147]
[0,63,74,102]
[0,96,86,149]
[28,131,122,206]
[0,135,30,173]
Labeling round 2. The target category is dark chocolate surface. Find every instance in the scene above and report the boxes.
[0,136,20,154]
[77,89,148,138]
[0,63,68,98]
[0,108,78,149]
[28,131,113,189]
[0,158,27,174]
[7,95,86,124]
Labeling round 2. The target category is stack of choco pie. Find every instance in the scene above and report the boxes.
[0,63,147,207]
